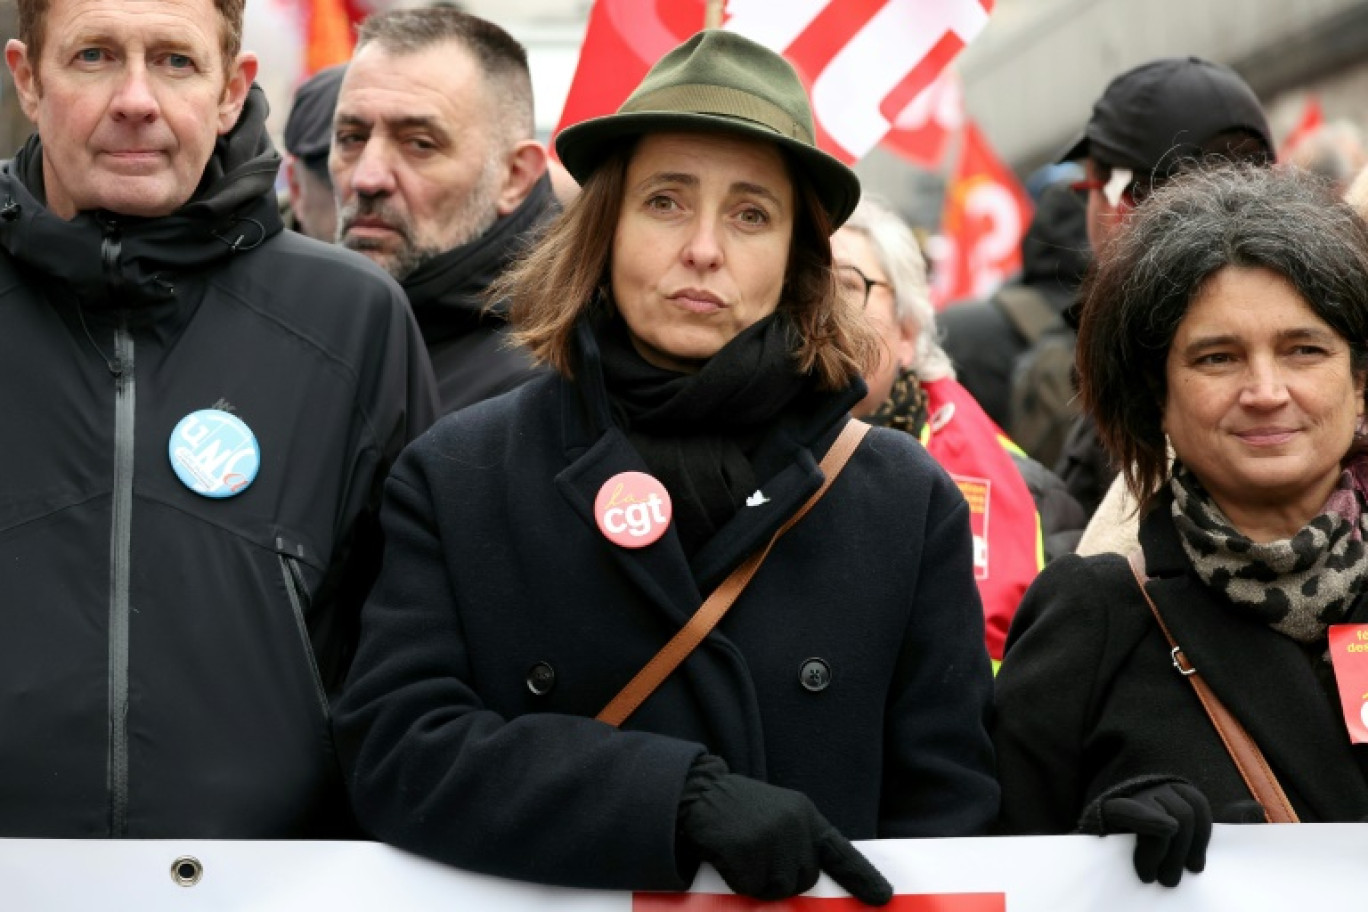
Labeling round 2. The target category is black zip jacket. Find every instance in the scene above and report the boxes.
[0,86,437,838]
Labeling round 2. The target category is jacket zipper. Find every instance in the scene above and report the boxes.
[107,318,134,837]
[103,220,134,837]
[278,553,329,721]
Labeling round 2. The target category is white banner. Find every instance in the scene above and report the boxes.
[1,825,1364,910]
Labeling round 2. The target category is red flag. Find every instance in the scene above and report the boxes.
[554,0,707,141]
[304,0,356,75]
[929,120,1032,309]
[878,68,964,169]
[1278,95,1324,162]
[554,0,995,165]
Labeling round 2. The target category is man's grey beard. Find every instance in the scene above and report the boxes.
[337,164,503,282]
[372,238,448,283]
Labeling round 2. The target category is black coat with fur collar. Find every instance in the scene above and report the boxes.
[334,323,998,891]
[994,495,1368,833]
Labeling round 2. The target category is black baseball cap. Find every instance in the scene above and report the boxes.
[283,64,347,177]
[1059,56,1273,178]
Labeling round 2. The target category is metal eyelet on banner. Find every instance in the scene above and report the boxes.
[171,855,203,887]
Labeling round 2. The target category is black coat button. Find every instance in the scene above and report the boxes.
[526,662,556,696]
[799,658,831,692]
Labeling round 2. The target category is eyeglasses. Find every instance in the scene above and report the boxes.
[835,264,892,308]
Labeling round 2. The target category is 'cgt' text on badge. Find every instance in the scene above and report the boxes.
[595,471,672,548]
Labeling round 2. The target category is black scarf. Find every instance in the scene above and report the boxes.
[596,312,807,556]
[401,173,557,344]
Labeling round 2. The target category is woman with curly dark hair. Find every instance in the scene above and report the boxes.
[995,163,1368,887]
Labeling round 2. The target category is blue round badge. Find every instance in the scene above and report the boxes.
[168,409,260,498]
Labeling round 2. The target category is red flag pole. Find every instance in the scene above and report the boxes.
[704,0,724,29]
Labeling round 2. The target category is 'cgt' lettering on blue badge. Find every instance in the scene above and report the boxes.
[168,409,260,498]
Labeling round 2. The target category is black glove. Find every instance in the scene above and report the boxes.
[676,754,892,906]
[1078,776,1212,887]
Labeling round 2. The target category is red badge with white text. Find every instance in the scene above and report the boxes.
[595,472,673,548]
[1328,624,1368,744]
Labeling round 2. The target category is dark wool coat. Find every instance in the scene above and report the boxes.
[334,332,999,891]
[994,496,1368,834]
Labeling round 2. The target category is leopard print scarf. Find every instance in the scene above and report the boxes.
[1170,456,1368,644]
[864,366,929,438]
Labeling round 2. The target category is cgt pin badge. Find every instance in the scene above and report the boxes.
[595,471,672,548]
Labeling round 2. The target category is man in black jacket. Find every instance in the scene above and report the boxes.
[0,0,437,838]
[332,7,556,414]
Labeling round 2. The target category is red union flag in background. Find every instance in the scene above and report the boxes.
[1278,94,1323,162]
[555,0,994,166]
[879,68,964,169]
[554,0,710,135]
[247,0,366,91]
[930,119,1032,309]
[303,0,359,73]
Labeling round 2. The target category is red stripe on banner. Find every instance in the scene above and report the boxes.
[878,31,965,125]
[633,892,1006,911]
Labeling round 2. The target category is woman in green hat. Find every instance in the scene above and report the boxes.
[335,29,997,905]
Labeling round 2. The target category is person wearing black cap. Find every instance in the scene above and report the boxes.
[330,7,554,415]
[282,64,345,242]
[335,28,998,905]
[1052,56,1275,518]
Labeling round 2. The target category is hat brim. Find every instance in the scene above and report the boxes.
[556,110,861,228]
[1056,130,1089,165]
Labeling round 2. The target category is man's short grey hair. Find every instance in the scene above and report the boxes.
[841,196,956,382]
[356,7,535,143]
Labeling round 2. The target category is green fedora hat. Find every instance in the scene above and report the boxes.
[556,29,862,227]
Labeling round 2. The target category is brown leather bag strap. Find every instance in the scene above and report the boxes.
[1127,550,1300,823]
[596,420,870,728]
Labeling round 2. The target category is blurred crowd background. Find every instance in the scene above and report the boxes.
[1,0,1364,237]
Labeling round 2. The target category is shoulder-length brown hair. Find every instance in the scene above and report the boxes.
[496,134,878,389]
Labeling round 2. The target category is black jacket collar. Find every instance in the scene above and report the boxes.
[400,174,559,344]
[0,84,282,309]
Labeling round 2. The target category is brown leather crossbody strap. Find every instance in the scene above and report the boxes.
[1127,550,1300,823]
[596,420,870,728]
